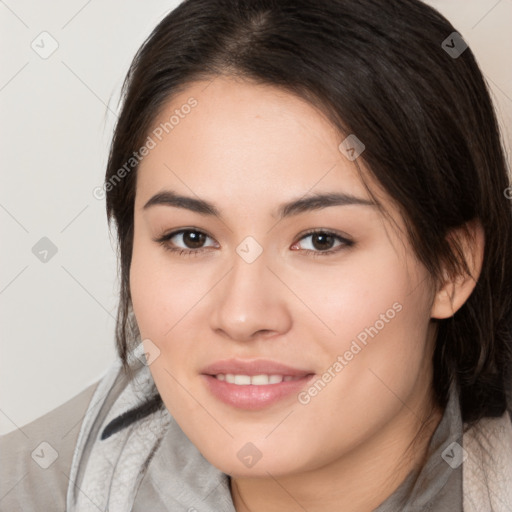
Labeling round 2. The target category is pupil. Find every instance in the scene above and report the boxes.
[313,233,333,250]
[185,231,205,249]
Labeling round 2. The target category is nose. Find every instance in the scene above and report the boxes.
[209,245,292,343]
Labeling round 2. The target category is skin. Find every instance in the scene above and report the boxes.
[130,76,484,511]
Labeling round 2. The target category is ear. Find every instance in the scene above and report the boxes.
[430,218,485,319]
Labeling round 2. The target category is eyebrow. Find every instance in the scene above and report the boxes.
[143,189,377,219]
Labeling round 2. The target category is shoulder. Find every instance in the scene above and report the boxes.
[0,381,99,512]
[462,409,512,512]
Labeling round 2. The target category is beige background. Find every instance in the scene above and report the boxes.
[0,0,511,434]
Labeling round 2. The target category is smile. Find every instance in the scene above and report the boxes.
[200,359,315,410]
[214,374,302,385]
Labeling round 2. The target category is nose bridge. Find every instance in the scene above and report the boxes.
[225,236,273,310]
[220,233,272,290]
[209,235,291,340]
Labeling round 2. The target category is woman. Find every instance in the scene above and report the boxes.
[2,0,512,510]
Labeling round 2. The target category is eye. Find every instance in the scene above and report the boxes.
[291,229,354,257]
[154,228,218,257]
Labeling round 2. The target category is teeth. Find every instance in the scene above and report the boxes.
[251,374,271,385]
[234,375,251,385]
[215,374,299,385]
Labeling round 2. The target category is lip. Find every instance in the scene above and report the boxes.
[200,358,315,410]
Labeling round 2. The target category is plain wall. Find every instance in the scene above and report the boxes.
[1,0,511,434]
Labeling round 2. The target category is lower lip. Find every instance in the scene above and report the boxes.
[201,374,315,410]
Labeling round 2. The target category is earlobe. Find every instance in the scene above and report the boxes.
[430,219,485,319]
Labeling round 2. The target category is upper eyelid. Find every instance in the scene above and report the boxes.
[157,228,216,243]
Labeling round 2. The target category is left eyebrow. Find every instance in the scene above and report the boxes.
[277,192,377,218]
[143,190,377,220]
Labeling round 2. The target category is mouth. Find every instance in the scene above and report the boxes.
[200,359,315,410]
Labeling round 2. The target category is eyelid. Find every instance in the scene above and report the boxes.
[296,228,353,244]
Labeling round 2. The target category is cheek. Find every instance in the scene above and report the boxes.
[293,246,428,348]
[129,242,201,418]
[299,247,434,410]
[288,269,433,466]
[129,235,200,339]
[129,240,163,336]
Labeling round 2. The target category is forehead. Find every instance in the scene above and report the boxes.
[136,76,382,210]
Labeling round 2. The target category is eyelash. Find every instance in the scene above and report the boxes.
[154,228,354,258]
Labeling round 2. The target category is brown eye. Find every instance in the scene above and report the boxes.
[310,232,336,251]
[154,228,218,256]
[179,230,207,249]
[292,230,354,257]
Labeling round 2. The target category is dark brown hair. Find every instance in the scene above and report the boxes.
[104,0,512,429]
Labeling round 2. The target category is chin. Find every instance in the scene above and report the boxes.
[194,435,312,478]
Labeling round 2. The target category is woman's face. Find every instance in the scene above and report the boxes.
[130,76,439,477]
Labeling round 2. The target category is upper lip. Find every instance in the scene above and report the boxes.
[201,358,313,377]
